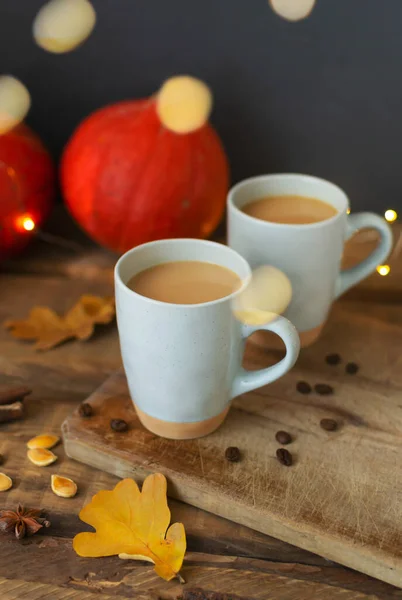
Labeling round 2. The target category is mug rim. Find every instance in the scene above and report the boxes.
[115,238,252,309]
[227,173,350,230]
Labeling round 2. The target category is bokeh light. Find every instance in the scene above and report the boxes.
[157,76,212,134]
[384,209,397,223]
[0,76,31,135]
[15,215,36,233]
[376,265,390,276]
[269,0,316,21]
[234,265,292,325]
[33,0,96,54]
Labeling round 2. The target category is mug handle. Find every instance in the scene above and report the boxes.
[231,316,300,398]
[335,213,393,299]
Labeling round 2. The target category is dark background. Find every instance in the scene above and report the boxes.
[1,0,402,212]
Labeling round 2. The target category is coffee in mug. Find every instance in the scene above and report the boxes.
[242,194,338,225]
[127,261,241,304]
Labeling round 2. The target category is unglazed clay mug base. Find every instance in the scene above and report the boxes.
[228,174,393,349]
[134,404,231,439]
[115,239,300,440]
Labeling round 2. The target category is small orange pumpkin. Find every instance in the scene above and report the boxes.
[61,76,229,253]
[0,124,55,260]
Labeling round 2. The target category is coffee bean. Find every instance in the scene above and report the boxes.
[276,448,293,466]
[296,381,312,394]
[225,446,241,463]
[275,431,292,445]
[78,402,93,417]
[320,418,338,431]
[110,419,129,432]
[326,353,341,366]
[0,453,3,466]
[314,383,334,395]
[346,362,359,375]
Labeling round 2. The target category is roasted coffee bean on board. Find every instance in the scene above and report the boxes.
[320,418,338,431]
[225,446,241,462]
[326,353,341,366]
[296,381,312,394]
[78,402,93,417]
[276,448,293,466]
[346,362,359,375]
[275,431,292,445]
[314,383,334,395]
[110,419,129,432]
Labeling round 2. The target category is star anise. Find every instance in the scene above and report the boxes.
[0,504,50,539]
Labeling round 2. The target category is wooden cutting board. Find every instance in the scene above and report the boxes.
[62,300,402,588]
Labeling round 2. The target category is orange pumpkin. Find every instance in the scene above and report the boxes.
[0,123,55,260]
[61,76,229,253]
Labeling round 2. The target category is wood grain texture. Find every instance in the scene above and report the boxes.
[0,538,399,600]
[63,299,402,589]
[0,219,401,599]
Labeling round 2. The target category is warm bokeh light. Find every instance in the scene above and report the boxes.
[269,0,316,21]
[33,0,96,54]
[234,265,292,325]
[0,75,31,135]
[157,76,212,134]
[22,217,35,231]
[15,215,36,232]
[377,264,390,276]
[384,209,397,223]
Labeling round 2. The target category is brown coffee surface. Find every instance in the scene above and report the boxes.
[127,261,242,304]
[242,194,338,224]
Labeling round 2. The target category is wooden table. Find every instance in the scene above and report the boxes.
[0,215,401,600]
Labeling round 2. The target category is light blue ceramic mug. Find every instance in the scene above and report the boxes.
[115,239,300,440]
[228,174,393,347]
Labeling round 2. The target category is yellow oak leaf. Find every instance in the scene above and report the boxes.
[4,295,115,351]
[64,295,115,341]
[4,306,67,351]
[73,475,186,582]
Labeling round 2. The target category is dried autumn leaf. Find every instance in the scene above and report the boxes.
[73,474,186,582]
[27,434,60,450]
[64,295,115,341]
[4,307,67,351]
[4,295,115,351]
[27,448,58,467]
